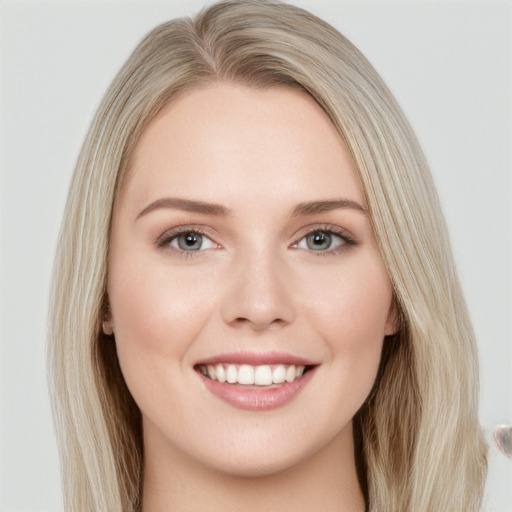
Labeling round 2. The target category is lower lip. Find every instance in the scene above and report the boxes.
[198,368,316,411]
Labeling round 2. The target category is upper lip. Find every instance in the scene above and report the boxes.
[196,351,317,366]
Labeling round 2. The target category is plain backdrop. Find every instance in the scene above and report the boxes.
[1,1,510,510]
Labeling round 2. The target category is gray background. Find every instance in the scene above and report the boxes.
[1,1,510,510]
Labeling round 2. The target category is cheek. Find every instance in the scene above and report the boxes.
[106,257,222,426]
[107,256,214,376]
[302,256,392,393]
[305,257,393,345]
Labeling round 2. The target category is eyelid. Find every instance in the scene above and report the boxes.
[154,223,357,255]
[155,225,220,252]
[291,224,357,253]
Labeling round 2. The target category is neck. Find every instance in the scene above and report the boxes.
[141,422,366,512]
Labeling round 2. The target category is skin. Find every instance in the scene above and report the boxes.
[107,83,396,511]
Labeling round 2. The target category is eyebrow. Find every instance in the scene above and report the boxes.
[136,197,366,220]
[136,197,230,219]
[292,199,367,216]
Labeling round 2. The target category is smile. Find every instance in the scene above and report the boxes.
[194,353,318,411]
[196,363,308,386]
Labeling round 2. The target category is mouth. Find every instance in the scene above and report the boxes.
[194,353,318,411]
[194,363,314,387]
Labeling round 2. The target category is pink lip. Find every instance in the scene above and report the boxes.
[196,351,315,366]
[197,364,317,412]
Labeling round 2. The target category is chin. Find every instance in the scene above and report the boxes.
[189,422,352,480]
[202,449,312,479]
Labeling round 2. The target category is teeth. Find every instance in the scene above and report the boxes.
[215,363,226,383]
[199,363,308,386]
[285,365,296,383]
[238,365,255,385]
[254,365,273,385]
[272,364,286,384]
[226,364,237,383]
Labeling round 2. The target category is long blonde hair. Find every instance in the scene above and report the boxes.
[48,1,487,510]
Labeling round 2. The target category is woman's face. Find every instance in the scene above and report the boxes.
[107,83,396,477]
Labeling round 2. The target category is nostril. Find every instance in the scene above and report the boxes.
[220,273,296,329]
[231,316,286,330]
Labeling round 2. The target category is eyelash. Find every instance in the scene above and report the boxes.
[155,225,216,258]
[292,225,357,256]
[155,224,357,257]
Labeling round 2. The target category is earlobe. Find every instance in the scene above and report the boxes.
[384,300,400,336]
[101,294,114,336]
[102,318,114,336]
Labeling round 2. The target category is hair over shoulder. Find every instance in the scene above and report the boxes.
[48,1,487,510]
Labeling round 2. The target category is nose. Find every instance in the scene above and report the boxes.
[220,252,296,331]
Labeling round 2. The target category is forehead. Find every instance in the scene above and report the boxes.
[119,82,363,213]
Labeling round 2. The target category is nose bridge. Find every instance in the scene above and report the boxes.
[221,245,295,330]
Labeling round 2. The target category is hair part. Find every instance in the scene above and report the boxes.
[48,1,487,510]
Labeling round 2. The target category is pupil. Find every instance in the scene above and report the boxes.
[308,232,331,250]
[185,234,197,246]
[179,233,202,250]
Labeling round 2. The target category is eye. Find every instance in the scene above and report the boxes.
[157,228,218,252]
[171,231,216,251]
[294,228,354,253]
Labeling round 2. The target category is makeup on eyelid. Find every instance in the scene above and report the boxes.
[154,223,359,255]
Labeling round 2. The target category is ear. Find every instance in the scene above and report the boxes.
[101,298,114,336]
[384,299,400,336]
[102,317,114,336]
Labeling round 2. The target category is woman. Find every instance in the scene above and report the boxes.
[48,1,487,510]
